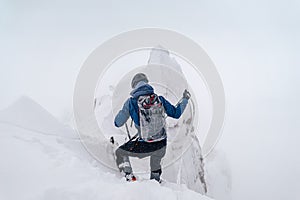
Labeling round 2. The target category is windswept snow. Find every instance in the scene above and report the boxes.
[0,96,76,139]
[0,96,212,200]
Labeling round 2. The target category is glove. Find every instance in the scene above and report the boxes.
[183,89,191,100]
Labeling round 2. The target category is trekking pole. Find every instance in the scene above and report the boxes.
[125,122,131,140]
[175,97,184,107]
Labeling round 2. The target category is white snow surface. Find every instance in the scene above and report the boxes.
[0,96,212,200]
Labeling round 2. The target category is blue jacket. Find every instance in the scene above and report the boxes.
[114,83,189,128]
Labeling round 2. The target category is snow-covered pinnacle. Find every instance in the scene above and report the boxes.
[148,45,183,74]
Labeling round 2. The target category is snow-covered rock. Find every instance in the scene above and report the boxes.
[94,47,208,194]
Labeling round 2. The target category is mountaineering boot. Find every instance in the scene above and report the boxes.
[118,159,132,174]
[150,169,162,183]
[125,172,137,182]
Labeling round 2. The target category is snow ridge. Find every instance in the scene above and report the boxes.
[0,96,212,200]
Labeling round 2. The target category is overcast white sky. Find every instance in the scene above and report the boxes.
[1,0,300,199]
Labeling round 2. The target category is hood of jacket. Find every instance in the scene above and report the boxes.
[130,81,154,98]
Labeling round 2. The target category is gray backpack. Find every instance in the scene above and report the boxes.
[137,94,166,142]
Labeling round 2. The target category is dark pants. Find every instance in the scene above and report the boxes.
[115,138,167,179]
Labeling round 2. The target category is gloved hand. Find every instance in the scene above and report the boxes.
[183,89,191,100]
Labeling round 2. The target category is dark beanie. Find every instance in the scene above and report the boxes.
[131,73,148,88]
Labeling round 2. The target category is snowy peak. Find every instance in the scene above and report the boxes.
[0,96,76,138]
[148,45,182,73]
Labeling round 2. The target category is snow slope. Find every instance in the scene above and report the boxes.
[0,96,212,200]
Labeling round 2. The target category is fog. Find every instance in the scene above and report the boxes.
[1,0,299,199]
